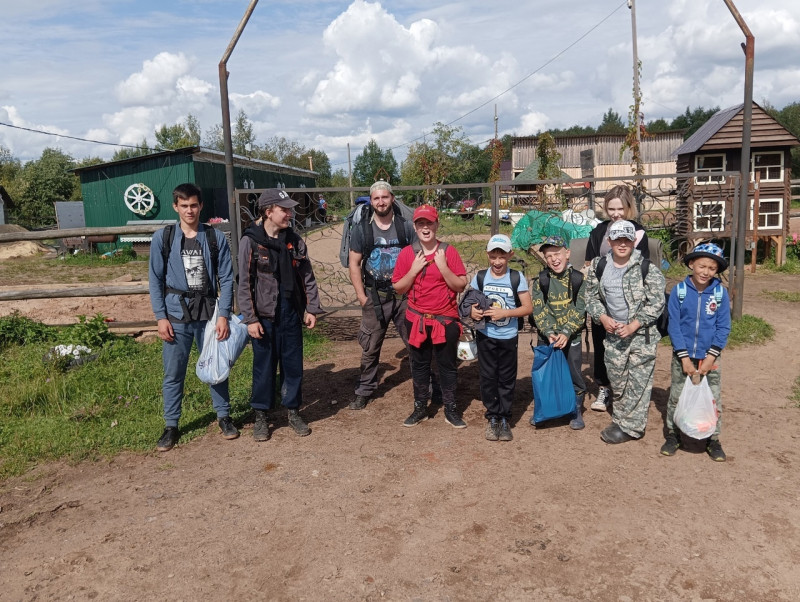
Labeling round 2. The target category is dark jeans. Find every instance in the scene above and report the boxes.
[406,318,459,407]
[250,300,304,411]
[591,321,610,387]
[476,332,518,420]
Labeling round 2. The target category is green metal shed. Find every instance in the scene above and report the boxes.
[73,146,317,227]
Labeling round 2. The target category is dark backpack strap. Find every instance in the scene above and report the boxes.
[569,267,584,305]
[476,269,486,291]
[248,236,259,318]
[538,269,550,302]
[510,269,523,331]
[594,256,608,280]
[395,211,409,248]
[161,224,175,282]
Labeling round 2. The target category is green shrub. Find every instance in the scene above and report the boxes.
[0,312,57,348]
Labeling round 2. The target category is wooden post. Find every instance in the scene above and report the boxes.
[750,172,760,272]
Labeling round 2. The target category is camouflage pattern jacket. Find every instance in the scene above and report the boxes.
[584,250,665,335]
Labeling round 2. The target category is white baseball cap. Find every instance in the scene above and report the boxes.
[487,234,512,252]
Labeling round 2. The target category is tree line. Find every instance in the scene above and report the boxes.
[2,102,798,229]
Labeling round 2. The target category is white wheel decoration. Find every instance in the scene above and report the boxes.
[124,183,155,216]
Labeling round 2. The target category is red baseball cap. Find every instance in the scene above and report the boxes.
[413,205,438,223]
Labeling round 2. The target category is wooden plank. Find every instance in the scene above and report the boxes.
[0,285,149,301]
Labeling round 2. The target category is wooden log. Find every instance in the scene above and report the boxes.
[0,225,164,243]
[0,285,150,301]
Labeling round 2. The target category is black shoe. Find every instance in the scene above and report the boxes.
[349,395,369,410]
[253,410,270,442]
[660,433,680,456]
[706,439,726,462]
[444,405,467,429]
[403,401,428,427]
[218,416,240,440]
[485,418,500,441]
[600,423,635,444]
[156,427,179,452]
[498,418,513,441]
[287,409,311,437]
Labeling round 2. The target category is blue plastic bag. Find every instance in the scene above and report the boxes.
[196,305,250,385]
[531,343,576,424]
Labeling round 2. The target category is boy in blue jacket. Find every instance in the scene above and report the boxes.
[661,243,731,461]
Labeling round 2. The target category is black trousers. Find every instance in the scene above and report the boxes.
[406,319,459,407]
[591,321,610,387]
[476,331,519,420]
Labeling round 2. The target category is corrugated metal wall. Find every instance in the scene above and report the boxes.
[81,154,195,226]
[80,152,316,226]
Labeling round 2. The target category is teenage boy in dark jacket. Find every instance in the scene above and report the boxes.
[238,189,323,441]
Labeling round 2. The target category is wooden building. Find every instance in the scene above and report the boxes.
[511,131,685,193]
[672,102,799,263]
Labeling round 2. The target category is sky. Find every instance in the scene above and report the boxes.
[1,0,798,169]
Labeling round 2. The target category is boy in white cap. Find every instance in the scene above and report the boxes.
[583,220,665,444]
[468,234,533,441]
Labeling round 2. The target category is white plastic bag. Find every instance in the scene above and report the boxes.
[673,375,718,439]
[196,304,250,385]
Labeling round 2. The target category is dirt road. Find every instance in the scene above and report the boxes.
[1,269,799,600]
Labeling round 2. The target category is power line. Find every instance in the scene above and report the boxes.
[0,121,152,151]
[363,0,629,162]
[4,2,628,166]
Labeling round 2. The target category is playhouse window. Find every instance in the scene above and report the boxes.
[694,154,726,185]
[751,152,783,183]
[693,201,725,232]
[750,197,782,230]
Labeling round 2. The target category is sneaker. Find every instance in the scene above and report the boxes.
[591,387,611,411]
[485,418,500,441]
[156,427,179,452]
[218,416,240,440]
[498,418,513,441]
[349,395,369,410]
[569,410,585,431]
[403,402,428,427]
[253,410,270,442]
[660,433,680,456]
[444,405,467,429]
[706,439,726,462]
[287,409,311,437]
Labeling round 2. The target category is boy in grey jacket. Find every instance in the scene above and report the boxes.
[237,189,323,441]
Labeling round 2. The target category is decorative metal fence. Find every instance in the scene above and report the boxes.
[278,173,741,314]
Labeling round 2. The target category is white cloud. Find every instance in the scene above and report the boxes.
[230,91,281,119]
[518,110,549,136]
[115,52,196,107]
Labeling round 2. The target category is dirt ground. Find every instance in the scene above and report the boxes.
[1,238,800,600]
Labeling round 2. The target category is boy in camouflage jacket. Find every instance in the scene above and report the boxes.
[584,220,665,444]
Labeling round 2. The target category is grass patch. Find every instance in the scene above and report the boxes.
[760,256,800,275]
[792,375,800,407]
[0,315,331,479]
[0,251,150,286]
[727,314,774,349]
[660,313,774,349]
[763,290,800,303]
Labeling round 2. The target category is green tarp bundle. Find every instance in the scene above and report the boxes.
[510,210,593,251]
